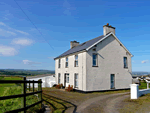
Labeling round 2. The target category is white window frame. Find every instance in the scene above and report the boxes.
[66,57,68,68]
[74,55,78,67]
[92,53,98,66]
[58,59,61,68]
[74,73,78,88]
[58,73,61,84]
[66,74,69,83]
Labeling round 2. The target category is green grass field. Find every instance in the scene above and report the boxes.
[0,76,41,113]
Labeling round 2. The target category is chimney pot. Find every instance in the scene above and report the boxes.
[103,23,115,36]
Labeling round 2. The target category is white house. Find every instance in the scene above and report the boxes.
[26,74,56,88]
[54,23,133,92]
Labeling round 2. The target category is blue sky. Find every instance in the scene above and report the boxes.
[0,0,150,71]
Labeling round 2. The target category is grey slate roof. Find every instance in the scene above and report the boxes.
[54,35,105,59]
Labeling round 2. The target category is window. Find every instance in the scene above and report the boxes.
[74,55,78,67]
[66,74,69,83]
[124,57,128,68]
[92,53,98,66]
[58,59,61,68]
[58,73,61,84]
[74,73,78,88]
[66,57,68,68]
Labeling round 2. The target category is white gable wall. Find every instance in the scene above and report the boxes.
[86,34,132,91]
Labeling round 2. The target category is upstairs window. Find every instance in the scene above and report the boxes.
[124,57,128,68]
[58,59,61,68]
[93,53,98,66]
[66,57,68,68]
[75,55,78,67]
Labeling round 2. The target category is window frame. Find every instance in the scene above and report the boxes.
[58,59,61,68]
[58,73,61,84]
[92,53,98,67]
[74,73,78,88]
[74,55,78,67]
[65,57,68,68]
[123,57,128,68]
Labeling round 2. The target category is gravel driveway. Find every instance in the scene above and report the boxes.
[76,92,130,113]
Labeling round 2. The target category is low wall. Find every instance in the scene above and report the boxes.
[130,84,150,99]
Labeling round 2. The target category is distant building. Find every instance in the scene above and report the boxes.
[26,74,56,88]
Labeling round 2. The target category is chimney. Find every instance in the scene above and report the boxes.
[103,23,115,36]
[70,41,79,49]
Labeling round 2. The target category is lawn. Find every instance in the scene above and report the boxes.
[0,76,42,113]
[139,80,150,89]
[119,93,150,113]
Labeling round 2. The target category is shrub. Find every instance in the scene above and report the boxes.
[60,84,63,88]
[65,85,73,92]
[55,84,61,89]
[53,84,57,87]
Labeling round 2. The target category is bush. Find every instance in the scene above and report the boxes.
[60,84,63,88]
[65,85,73,92]
[52,84,57,87]
[55,84,61,89]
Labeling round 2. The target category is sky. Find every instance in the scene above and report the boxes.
[0,0,150,71]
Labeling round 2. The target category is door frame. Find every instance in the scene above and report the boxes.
[110,74,115,89]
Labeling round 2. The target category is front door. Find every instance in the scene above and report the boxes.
[64,73,69,87]
[110,74,115,89]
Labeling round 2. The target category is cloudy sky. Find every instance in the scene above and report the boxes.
[0,0,150,71]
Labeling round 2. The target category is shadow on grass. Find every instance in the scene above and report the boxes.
[42,93,77,113]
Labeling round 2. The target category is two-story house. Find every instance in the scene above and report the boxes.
[54,23,133,92]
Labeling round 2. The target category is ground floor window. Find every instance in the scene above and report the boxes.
[66,74,69,83]
[58,73,61,84]
[74,73,78,88]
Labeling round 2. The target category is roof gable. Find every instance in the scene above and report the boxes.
[54,32,133,60]
[86,32,133,57]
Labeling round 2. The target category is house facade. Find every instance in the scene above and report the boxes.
[54,23,133,92]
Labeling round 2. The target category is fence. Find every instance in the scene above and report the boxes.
[130,83,150,99]
[0,76,43,113]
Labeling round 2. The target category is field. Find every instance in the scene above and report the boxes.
[0,76,41,113]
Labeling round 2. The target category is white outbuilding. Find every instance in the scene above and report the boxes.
[26,74,56,88]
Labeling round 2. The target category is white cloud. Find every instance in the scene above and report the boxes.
[0,22,6,26]
[0,45,18,56]
[23,60,41,65]
[12,38,34,46]
[141,60,149,63]
[7,31,17,36]
[0,29,17,37]
[15,30,29,35]
[0,21,29,35]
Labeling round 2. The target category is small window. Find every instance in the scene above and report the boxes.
[74,73,78,88]
[93,53,98,66]
[58,59,61,68]
[66,57,68,68]
[58,73,61,84]
[75,55,78,67]
[124,57,128,68]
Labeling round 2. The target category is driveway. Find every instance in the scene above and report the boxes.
[76,92,130,113]
[42,88,130,113]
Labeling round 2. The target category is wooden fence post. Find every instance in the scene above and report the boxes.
[38,79,42,109]
[29,80,30,91]
[33,80,34,92]
[22,76,26,113]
